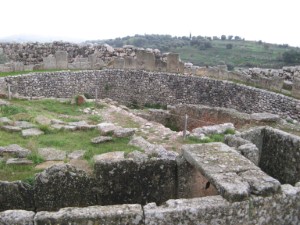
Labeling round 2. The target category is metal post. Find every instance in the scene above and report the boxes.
[183,114,188,139]
[8,84,11,101]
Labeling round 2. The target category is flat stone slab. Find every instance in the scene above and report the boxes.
[182,143,257,175]
[68,121,97,130]
[14,121,36,129]
[34,204,144,225]
[97,122,119,135]
[182,143,263,201]
[239,170,281,196]
[22,128,44,137]
[192,123,234,136]
[209,172,250,202]
[0,210,35,225]
[250,113,280,122]
[51,119,65,124]
[91,136,113,144]
[68,150,86,160]
[93,151,125,162]
[1,125,22,132]
[6,158,33,165]
[35,115,51,125]
[35,161,65,170]
[0,144,31,158]
[38,148,66,161]
[0,117,12,124]
[113,128,136,138]
[0,99,9,106]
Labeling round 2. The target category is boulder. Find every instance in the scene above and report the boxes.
[113,128,135,138]
[34,164,97,211]
[75,95,87,106]
[97,122,119,135]
[237,143,259,165]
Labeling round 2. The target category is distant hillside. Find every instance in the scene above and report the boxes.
[86,34,300,69]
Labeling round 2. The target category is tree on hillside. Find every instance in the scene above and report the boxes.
[226,44,233,49]
[282,50,300,64]
[221,35,226,40]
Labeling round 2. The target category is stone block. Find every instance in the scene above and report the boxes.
[6,158,33,165]
[43,55,56,70]
[0,210,35,225]
[12,62,24,72]
[0,144,31,158]
[182,143,262,201]
[113,57,125,69]
[124,56,137,69]
[292,77,300,99]
[38,148,66,161]
[237,143,259,165]
[113,128,135,138]
[34,205,144,225]
[136,50,155,71]
[209,172,250,201]
[0,181,34,211]
[22,128,44,137]
[55,51,68,69]
[34,164,97,211]
[91,136,113,144]
[176,155,218,199]
[239,169,281,196]
[94,156,177,205]
[166,53,183,73]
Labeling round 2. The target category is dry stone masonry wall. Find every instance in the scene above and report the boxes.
[4,70,300,120]
[0,137,300,225]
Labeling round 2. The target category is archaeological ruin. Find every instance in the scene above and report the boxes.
[0,44,300,224]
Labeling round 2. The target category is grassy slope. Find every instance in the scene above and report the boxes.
[0,99,139,182]
[173,40,288,68]
[95,35,298,68]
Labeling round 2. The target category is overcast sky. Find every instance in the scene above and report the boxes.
[1,0,299,46]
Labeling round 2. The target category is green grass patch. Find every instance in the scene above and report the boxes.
[0,161,40,182]
[88,115,103,124]
[0,105,27,117]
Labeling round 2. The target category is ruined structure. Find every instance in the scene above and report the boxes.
[0,42,184,73]
[1,127,300,224]
[0,68,300,224]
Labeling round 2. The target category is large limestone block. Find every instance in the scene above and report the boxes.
[136,50,155,71]
[34,164,96,211]
[0,210,35,225]
[0,181,34,211]
[94,155,177,205]
[34,205,144,225]
[55,51,68,69]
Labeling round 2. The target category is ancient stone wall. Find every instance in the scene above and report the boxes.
[4,70,300,120]
[0,42,184,73]
[1,141,299,224]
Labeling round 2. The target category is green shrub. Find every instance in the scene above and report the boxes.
[224,128,235,135]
